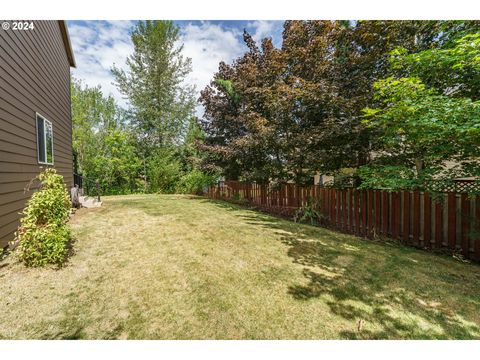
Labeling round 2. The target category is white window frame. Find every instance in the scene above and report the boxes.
[36,112,54,165]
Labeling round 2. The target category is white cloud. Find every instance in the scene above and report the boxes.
[248,20,275,43]
[247,20,284,47]
[69,20,135,107]
[179,22,246,115]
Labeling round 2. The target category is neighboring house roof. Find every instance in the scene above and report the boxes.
[58,20,76,68]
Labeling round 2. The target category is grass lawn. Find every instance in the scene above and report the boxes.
[1,194,479,339]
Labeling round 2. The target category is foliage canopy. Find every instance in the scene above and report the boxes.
[199,20,480,190]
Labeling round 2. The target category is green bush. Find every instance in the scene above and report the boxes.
[147,150,183,193]
[293,198,323,225]
[176,169,215,195]
[357,165,433,190]
[14,168,72,267]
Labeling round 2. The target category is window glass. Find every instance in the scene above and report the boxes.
[45,120,53,164]
[36,114,53,165]
[37,115,46,163]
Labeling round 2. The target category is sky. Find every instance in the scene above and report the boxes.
[67,20,284,114]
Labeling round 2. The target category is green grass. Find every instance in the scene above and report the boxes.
[1,194,479,339]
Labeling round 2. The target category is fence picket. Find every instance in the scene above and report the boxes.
[375,190,381,236]
[382,191,389,236]
[331,189,336,227]
[424,192,431,249]
[403,191,410,244]
[349,189,354,233]
[325,188,330,221]
[448,193,456,250]
[354,190,360,235]
[361,191,367,236]
[367,190,373,237]
[392,192,400,240]
[475,196,480,261]
[435,197,443,248]
[412,191,420,246]
[461,193,470,257]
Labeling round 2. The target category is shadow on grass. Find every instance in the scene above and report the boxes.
[194,197,480,339]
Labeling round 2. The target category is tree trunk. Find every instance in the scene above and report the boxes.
[415,159,424,176]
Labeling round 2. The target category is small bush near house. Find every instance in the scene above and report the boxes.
[14,168,72,267]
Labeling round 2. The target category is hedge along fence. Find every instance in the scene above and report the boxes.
[206,181,480,262]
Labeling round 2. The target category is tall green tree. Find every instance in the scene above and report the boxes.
[112,20,195,149]
[71,78,118,175]
[360,33,480,189]
[71,78,142,194]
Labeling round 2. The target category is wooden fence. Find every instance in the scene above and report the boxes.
[206,181,480,261]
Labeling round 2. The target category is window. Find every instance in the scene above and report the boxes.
[36,113,54,165]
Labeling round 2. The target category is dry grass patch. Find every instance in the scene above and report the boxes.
[1,194,479,339]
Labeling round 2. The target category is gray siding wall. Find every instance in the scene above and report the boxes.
[0,20,73,247]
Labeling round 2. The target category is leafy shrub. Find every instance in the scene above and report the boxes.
[293,198,323,225]
[14,168,72,267]
[357,165,424,190]
[176,169,215,195]
[147,149,183,193]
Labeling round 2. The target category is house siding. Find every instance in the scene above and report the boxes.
[0,20,73,247]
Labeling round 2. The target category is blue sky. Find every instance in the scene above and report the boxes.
[67,20,284,111]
